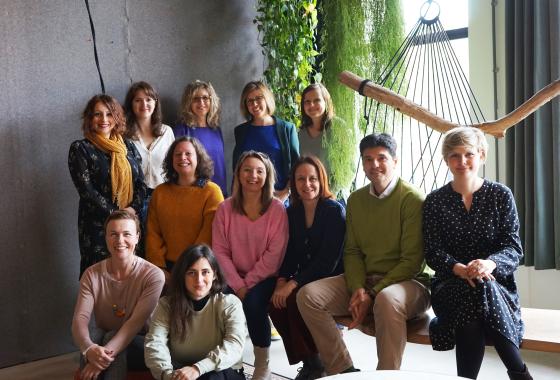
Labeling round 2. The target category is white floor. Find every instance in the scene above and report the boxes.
[244,327,560,380]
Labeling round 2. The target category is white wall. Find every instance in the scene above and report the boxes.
[469,0,560,309]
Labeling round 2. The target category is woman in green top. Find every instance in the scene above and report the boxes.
[298,83,354,198]
[144,245,246,380]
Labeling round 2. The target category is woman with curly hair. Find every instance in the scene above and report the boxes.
[145,136,224,282]
[174,80,227,196]
[69,94,146,276]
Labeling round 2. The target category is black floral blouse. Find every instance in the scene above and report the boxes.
[68,139,145,277]
[423,180,524,351]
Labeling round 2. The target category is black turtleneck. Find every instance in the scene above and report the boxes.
[192,294,210,311]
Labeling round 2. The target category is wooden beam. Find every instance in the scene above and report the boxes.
[339,70,560,138]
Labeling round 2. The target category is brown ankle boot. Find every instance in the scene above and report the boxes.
[507,365,533,380]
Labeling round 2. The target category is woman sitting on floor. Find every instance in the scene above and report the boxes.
[145,244,246,380]
[71,210,165,380]
[423,126,531,380]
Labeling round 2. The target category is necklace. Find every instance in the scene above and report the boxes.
[108,257,137,318]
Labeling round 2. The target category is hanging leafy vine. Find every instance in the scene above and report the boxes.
[254,0,404,193]
[320,0,404,191]
[254,0,320,125]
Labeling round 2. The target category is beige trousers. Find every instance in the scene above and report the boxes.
[296,274,430,374]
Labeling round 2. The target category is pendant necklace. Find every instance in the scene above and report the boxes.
[109,257,136,318]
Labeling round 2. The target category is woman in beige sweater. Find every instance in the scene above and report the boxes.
[145,245,246,380]
[72,210,165,380]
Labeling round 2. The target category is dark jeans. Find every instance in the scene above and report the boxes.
[198,368,245,380]
[227,277,276,347]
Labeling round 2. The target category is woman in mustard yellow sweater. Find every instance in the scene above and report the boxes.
[146,136,224,282]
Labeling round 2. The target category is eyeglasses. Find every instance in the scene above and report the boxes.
[246,95,265,105]
[193,96,211,103]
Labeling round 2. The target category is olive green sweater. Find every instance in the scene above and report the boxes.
[344,179,431,294]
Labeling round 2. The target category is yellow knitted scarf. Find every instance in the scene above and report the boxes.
[85,131,133,209]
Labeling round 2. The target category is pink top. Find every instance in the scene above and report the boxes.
[212,198,288,292]
[71,257,164,354]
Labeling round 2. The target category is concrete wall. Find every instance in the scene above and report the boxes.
[469,0,560,310]
[0,0,264,367]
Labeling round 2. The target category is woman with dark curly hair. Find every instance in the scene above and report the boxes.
[69,94,146,277]
[145,245,246,380]
[145,136,224,282]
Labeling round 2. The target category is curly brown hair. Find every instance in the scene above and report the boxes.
[163,136,214,184]
[81,94,126,136]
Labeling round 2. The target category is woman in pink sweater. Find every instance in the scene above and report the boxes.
[212,151,288,380]
[72,210,164,380]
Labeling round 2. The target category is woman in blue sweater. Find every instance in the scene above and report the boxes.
[232,81,299,203]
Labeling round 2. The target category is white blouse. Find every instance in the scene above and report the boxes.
[132,124,175,189]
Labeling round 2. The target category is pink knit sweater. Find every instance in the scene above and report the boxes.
[212,198,288,292]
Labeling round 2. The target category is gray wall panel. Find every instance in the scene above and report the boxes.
[0,0,263,367]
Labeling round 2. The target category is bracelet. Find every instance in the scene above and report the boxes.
[82,344,95,360]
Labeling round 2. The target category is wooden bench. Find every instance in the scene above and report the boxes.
[335,307,560,353]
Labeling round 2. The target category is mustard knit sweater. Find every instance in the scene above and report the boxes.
[146,181,224,267]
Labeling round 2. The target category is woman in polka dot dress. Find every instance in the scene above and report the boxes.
[423,127,532,380]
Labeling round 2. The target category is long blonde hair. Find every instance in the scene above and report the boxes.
[231,151,276,215]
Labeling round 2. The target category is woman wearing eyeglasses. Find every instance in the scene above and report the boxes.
[232,81,299,203]
[174,80,227,197]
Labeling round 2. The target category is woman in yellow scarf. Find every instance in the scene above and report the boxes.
[69,94,146,278]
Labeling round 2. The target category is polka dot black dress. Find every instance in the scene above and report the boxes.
[423,180,524,351]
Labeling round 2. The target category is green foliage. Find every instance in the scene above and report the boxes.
[254,0,404,194]
[321,0,404,191]
[254,1,319,125]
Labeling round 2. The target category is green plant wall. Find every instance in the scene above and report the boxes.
[321,0,404,191]
[254,1,319,125]
[254,0,404,194]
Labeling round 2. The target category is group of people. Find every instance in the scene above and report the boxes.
[68,78,532,380]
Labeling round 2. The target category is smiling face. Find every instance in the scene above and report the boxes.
[303,88,327,123]
[184,257,215,301]
[105,219,139,260]
[92,102,115,138]
[245,89,269,121]
[445,145,484,180]
[239,157,267,194]
[191,88,211,122]
[173,141,198,183]
[294,163,320,202]
[362,146,398,191]
[131,89,156,121]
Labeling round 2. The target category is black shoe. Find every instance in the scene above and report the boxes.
[294,365,312,380]
[507,365,533,380]
[341,366,360,374]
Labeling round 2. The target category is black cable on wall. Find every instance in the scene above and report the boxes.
[85,0,106,94]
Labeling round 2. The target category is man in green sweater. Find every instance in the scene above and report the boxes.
[297,133,431,376]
